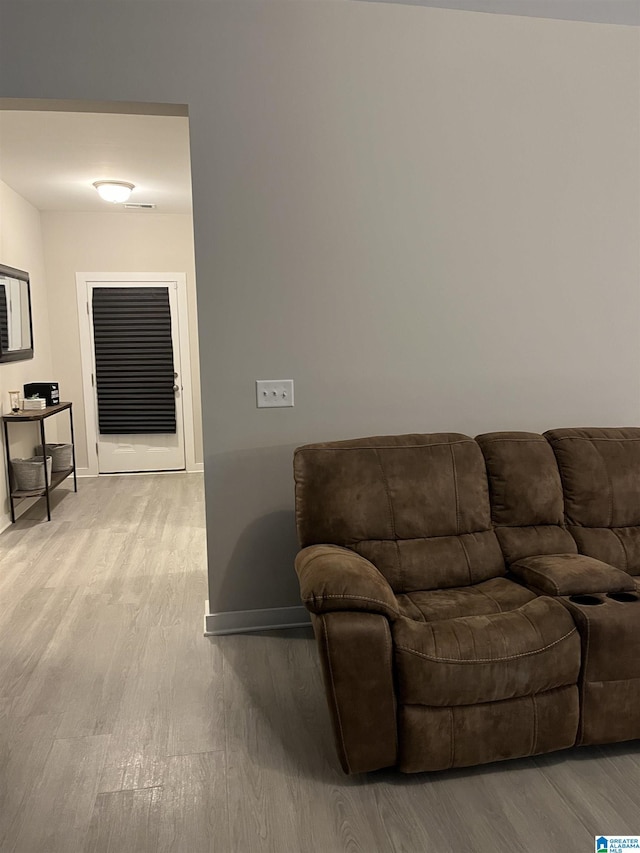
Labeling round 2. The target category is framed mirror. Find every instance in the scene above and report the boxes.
[0,264,33,363]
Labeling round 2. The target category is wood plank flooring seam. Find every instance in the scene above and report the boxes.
[218,645,233,852]
[164,747,227,759]
[101,784,164,793]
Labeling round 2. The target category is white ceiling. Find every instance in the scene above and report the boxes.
[0,110,193,214]
[359,0,640,25]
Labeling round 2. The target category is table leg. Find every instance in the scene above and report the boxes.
[69,404,78,492]
[40,419,51,521]
[3,419,15,523]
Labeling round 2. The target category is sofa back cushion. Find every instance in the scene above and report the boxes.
[294,433,505,592]
[545,427,640,575]
[476,431,576,564]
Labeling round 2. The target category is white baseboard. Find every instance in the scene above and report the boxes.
[77,466,202,478]
[204,602,310,635]
[0,514,11,535]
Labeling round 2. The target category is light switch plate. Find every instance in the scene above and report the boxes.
[256,379,294,408]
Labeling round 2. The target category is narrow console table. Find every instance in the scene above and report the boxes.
[2,401,77,522]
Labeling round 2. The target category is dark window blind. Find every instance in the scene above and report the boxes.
[0,283,8,353]
[92,287,177,434]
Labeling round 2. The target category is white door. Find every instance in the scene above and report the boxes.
[87,281,186,473]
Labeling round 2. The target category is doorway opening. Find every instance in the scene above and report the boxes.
[0,99,203,485]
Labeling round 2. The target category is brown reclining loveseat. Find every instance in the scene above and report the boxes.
[293,428,640,774]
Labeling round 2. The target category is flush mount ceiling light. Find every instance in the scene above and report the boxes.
[93,180,135,203]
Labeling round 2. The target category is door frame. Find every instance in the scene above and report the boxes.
[76,272,199,476]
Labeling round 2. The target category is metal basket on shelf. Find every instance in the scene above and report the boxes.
[11,456,53,491]
[35,443,73,472]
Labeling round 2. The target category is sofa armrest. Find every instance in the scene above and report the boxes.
[511,553,635,596]
[295,544,399,619]
[312,611,397,773]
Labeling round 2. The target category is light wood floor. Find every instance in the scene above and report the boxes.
[1,474,639,853]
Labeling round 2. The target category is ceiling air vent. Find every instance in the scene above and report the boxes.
[124,202,156,210]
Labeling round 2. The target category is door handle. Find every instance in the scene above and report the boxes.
[173,384,180,392]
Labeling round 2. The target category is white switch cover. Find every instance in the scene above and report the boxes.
[256,379,294,408]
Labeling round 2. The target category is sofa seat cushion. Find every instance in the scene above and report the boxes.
[396,577,536,623]
[510,553,636,596]
[393,597,580,706]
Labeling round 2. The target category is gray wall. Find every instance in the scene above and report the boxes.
[1,1,638,620]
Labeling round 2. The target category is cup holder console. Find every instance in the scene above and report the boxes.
[606,592,640,603]
[565,583,640,747]
[569,594,604,606]
[568,592,639,605]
